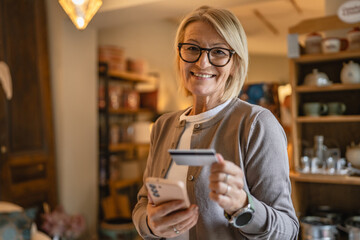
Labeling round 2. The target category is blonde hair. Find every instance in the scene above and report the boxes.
[175,6,249,101]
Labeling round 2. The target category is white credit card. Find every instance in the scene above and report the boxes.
[168,149,218,166]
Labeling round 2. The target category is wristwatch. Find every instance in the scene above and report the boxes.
[224,191,255,228]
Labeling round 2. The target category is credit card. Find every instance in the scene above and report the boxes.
[168,149,218,166]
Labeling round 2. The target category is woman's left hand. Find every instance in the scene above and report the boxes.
[209,154,248,215]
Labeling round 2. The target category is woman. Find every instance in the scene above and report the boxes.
[132,6,299,239]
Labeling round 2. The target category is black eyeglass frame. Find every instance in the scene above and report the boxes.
[178,43,235,67]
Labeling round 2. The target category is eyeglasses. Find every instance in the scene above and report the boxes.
[178,43,235,67]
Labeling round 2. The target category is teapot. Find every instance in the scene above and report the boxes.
[346,142,360,168]
[304,69,331,86]
[340,61,360,84]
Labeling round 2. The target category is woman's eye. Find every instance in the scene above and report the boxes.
[212,49,227,56]
[186,46,199,51]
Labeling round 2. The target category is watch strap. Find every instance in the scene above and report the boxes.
[224,191,255,227]
[224,209,231,221]
[246,191,255,211]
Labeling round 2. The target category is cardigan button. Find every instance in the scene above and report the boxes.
[188,175,194,181]
[194,124,200,129]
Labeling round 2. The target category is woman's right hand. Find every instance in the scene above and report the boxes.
[146,198,199,238]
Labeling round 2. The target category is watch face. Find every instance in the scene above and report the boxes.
[235,211,253,227]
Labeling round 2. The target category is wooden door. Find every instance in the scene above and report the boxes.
[0,0,57,208]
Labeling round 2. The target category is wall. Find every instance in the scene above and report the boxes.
[325,0,348,14]
[247,54,289,84]
[99,20,289,113]
[46,0,98,235]
[324,0,350,38]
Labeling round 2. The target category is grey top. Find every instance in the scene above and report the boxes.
[132,98,299,240]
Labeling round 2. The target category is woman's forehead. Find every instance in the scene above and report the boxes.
[183,21,228,47]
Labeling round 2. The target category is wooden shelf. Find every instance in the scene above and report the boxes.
[108,108,153,114]
[289,15,359,34]
[99,107,153,114]
[108,70,152,83]
[296,115,360,123]
[290,171,360,186]
[109,178,142,188]
[99,63,152,83]
[293,50,360,63]
[296,83,360,93]
[109,143,150,152]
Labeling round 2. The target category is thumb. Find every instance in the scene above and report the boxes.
[216,153,225,165]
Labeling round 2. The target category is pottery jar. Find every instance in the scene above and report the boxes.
[347,27,360,50]
[305,32,322,54]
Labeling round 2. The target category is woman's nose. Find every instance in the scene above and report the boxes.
[195,51,212,68]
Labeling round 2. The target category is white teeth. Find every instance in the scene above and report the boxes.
[193,73,213,78]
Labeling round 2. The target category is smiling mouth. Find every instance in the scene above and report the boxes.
[191,72,216,78]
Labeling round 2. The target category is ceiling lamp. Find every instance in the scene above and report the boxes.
[59,0,102,30]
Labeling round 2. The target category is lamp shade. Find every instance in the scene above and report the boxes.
[59,0,102,30]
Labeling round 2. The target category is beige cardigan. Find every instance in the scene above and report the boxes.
[132,98,299,240]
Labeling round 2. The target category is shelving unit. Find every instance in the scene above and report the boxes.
[296,115,360,123]
[290,172,360,186]
[109,143,150,152]
[295,83,360,92]
[98,62,156,221]
[288,15,360,221]
[106,108,154,114]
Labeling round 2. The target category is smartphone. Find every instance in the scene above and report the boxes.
[168,149,218,166]
[145,177,190,208]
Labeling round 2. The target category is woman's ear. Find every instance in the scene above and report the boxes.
[231,55,241,74]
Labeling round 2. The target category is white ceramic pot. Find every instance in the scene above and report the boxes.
[304,69,331,86]
[340,61,360,84]
[322,37,348,53]
[346,142,360,168]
